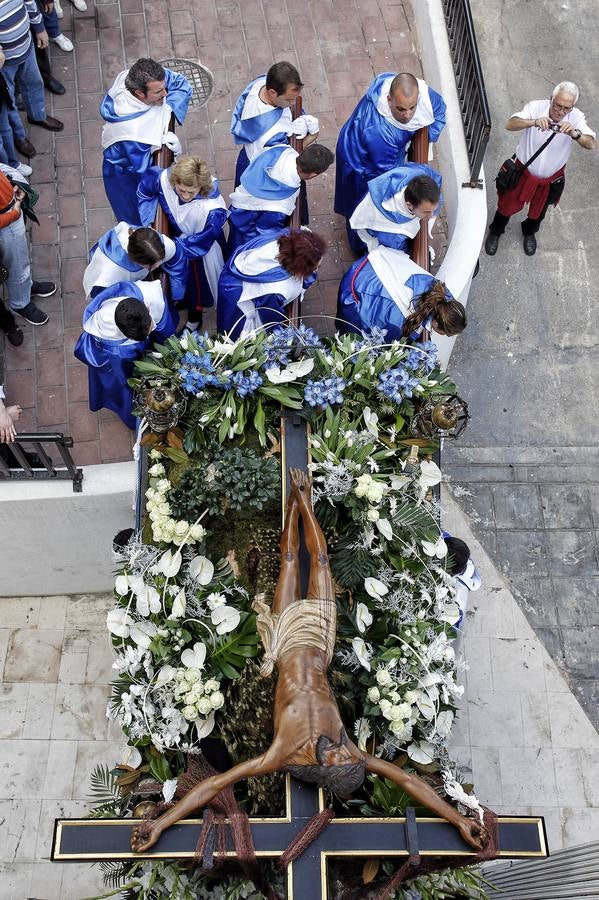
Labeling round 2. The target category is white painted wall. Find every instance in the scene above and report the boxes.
[412,0,489,369]
[0,462,135,596]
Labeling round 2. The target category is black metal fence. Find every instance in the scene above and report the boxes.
[442,0,492,185]
[0,433,83,491]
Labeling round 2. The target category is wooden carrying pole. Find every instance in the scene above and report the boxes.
[408,126,430,271]
[151,115,175,302]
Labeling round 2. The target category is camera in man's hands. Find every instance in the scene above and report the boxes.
[548,122,562,133]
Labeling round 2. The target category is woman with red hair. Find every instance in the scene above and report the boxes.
[217,229,326,338]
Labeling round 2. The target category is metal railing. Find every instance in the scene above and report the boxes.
[442,0,492,186]
[0,433,83,491]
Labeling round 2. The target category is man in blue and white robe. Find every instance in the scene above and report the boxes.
[83,222,188,301]
[101,58,191,225]
[231,61,319,185]
[217,232,316,339]
[227,143,334,252]
[74,280,178,430]
[334,73,446,248]
[336,245,452,340]
[348,163,442,254]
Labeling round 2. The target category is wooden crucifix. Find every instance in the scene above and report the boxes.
[52,413,548,898]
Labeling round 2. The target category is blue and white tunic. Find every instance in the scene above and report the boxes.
[101,68,191,225]
[230,75,295,184]
[73,281,178,430]
[137,167,228,312]
[336,246,452,340]
[228,144,300,252]
[217,232,315,338]
[83,221,188,302]
[349,163,442,252]
[334,74,445,225]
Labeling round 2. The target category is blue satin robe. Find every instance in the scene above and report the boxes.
[73,282,178,429]
[334,74,446,224]
[230,76,292,185]
[101,70,192,225]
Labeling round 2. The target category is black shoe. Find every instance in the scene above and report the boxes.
[44,77,66,95]
[31,280,57,297]
[4,323,23,346]
[523,234,537,256]
[15,302,49,325]
[484,232,500,255]
[14,137,37,158]
[26,115,64,132]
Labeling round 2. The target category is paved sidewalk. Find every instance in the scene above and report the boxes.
[0,0,427,466]
[445,0,599,734]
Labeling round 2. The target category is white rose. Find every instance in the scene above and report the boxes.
[204,679,220,693]
[375,668,392,687]
[174,520,190,537]
[148,463,165,477]
[182,705,197,721]
[196,697,213,715]
[209,691,225,710]
[366,508,380,522]
[184,668,202,684]
[367,687,380,703]
[190,523,206,541]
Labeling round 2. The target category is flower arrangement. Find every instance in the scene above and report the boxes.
[91,327,484,900]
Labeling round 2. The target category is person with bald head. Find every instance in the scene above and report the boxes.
[334,72,446,252]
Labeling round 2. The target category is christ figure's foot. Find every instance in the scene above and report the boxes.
[289,467,312,498]
[131,820,163,853]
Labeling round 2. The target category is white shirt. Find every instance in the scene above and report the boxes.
[513,99,595,178]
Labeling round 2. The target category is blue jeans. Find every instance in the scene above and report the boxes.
[0,105,19,166]
[2,42,46,126]
[0,216,32,310]
[42,7,60,39]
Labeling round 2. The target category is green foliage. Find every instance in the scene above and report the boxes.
[169,445,279,520]
[330,535,380,590]
[210,611,260,680]
[87,764,128,818]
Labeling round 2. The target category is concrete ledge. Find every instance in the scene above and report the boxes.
[412,0,489,369]
[0,462,135,596]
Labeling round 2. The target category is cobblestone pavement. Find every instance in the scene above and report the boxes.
[0,0,433,465]
[446,0,599,731]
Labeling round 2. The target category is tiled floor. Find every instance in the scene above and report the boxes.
[0,0,431,465]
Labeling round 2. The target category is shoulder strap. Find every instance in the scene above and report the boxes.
[521,131,557,170]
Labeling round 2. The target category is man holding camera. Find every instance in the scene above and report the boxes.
[485,81,595,257]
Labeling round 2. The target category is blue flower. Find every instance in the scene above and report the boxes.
[354,326,389,355]
[304,376,347,408]
[378,367,421,404]
[231,370,263,398]
[263,324,322,368]
[178,350,230,394]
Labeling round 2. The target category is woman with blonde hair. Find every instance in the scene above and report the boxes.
[336,245,466,340]
[137,155,228,329]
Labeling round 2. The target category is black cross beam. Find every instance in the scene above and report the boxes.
[52,777,547,899]
[52,413,548,896]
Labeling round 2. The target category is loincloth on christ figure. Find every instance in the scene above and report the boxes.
[252,596,337,677]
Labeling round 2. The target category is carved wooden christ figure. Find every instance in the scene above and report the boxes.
[131,468,487,853]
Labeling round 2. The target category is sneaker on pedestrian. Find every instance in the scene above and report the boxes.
[15,302,49,326]
[54,0,63,15]
[31,281,57,298]
[4,323,24,346]
[52,34,74,52]
[15,162,32,177]
[69,0,87,9]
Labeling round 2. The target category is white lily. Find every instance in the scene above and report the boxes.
[156,664,177,686]
[162,778,178,803]
[189,555,214,585]
[119,745,142,769]
[135,583,161,617]
[114,574,131,596]
[355,602,373,634]
[355,717,372,751]
[419,459,443,492]
[265,357,314,384]
[107,608,133,637]
[435,710,454,737]
[129,621,158,649]
[168,588,186,620]
[407,741,436,765]
[390,473,410,490]
[352,636,372,671]
[376,518,393,540]
[415,691,436,721]
[210,605,241,635]
[211,339,237,356]
[421,536,448,558]
[195,712,216,738]
[181,641,207,670]
[157,548,182,578]
[363,406,379,438]
[364,576,389,599]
